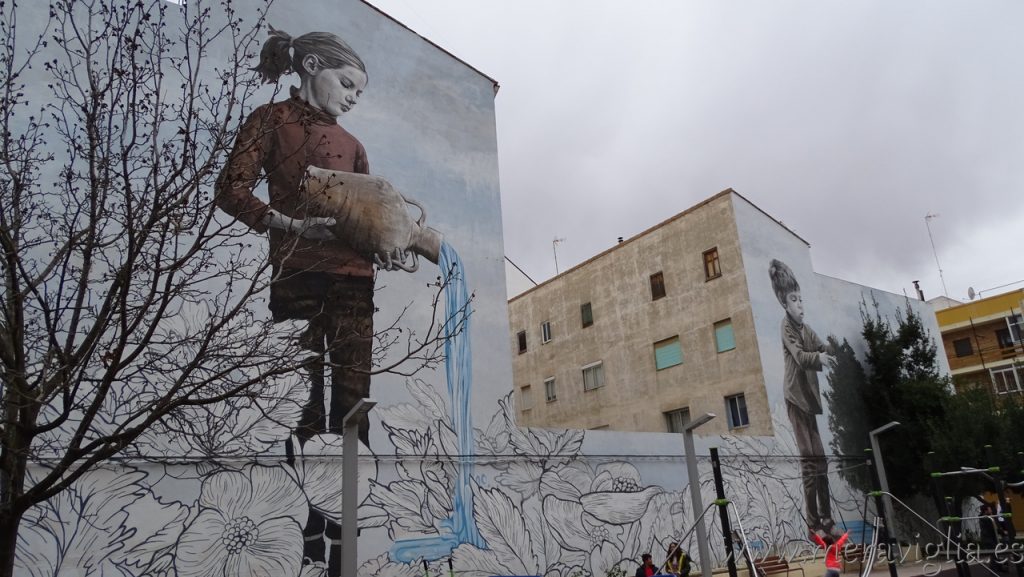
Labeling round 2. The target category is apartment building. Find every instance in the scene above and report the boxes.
[935,289,1024,394]
[507,189,947,438]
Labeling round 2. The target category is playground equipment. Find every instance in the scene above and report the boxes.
[928,448,1024,577]
[873,490,1009,577]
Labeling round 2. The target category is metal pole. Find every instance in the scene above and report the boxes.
[341,399,376,577]
[710,448,738,577]
[868,423,901,577]
[927,453,971,577]
[683,413,716,577]
[924,214,949,298]
[983,446,1022,577]
[869,421,900,542]
[552,237,565,274]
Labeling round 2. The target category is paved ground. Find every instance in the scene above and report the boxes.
[859,560,1022,577]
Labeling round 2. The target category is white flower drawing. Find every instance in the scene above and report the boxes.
[287,432,379,526]
[16,465,189,577]
[136,369,310,458]
[175,464,307,577]
[370,377,460,537]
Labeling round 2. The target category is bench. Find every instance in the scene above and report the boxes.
[753,556,805,577]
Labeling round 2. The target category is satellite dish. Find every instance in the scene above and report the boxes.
[967,286,976,300]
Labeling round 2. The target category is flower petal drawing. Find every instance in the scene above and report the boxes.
[369,479,437,534]
[539,469,583,501]
[542,495,590,552]
[17,465,184,577]
[453,543,520,577]
[581,486,661,525]
[289,433,376,524]
[175,464,306,577]
[406,376,449,422]
[472,483,538,575]
[497,460,544,497]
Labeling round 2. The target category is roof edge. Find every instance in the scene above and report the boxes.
[509,188,738,303]
[360,1,500,94]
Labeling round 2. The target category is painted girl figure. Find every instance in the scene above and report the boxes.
[216,26,414,574]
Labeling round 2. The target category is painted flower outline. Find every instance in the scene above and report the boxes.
[176,464,308,577]
[542,462,662,576]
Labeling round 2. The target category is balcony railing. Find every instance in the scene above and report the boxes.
[948,343,1024,371]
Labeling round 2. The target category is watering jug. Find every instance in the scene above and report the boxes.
[300,166,442,272]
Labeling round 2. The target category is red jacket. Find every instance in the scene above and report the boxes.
[812,532,849,570]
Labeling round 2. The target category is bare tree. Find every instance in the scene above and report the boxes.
[0,1,467,575]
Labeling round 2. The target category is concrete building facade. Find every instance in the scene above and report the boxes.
[509,191,772,436]
[508,190,950,442]
[935,289,1024,394]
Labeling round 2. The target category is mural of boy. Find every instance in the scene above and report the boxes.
[215,26,424,574]
[768,259,837,537]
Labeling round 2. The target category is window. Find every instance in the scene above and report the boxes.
[650,271,666,300]
[991,366,1023,395]
[541,321,552,343]
[654,337,683,370]
[1009,314,1024,343]
[996,329,1013,349]
[517,330,527,354]
[544,377,557,402]
[952,338,973,358]
[664,407,691,433]
[725,394,749,429]
[714,319,736,353]
[703,247,721,280]
[520,385,534,410]
[582,361,605,391]
[581,302,594,328]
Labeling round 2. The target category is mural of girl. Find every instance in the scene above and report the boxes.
[215,26,426,574]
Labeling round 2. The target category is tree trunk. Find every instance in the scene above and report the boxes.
[0,509,24,577]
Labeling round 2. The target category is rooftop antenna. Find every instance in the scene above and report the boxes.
[552,237,566,275]
[924,213,949,298]
[972,279,1024,300]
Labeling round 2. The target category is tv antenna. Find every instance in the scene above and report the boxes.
[552,237,566,275]
[924,213,949,298]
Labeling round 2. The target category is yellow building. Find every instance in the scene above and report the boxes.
[934,289,1024,394]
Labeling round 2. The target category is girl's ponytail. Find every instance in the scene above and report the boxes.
[253,25,294,84]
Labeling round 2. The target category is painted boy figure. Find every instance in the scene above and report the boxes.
[769,259,837,537]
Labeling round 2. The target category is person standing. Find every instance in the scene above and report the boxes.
[811,529,849,577]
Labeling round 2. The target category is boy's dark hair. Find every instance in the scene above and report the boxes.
[769,259,800,306]
[642,553,653,561]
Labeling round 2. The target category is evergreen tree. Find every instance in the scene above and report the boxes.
[856,298,951,498]
[824,336,872,491]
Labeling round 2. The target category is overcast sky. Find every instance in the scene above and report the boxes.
[367,0,1024,302]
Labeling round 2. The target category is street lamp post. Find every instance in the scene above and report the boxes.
[341,398,376,577]
[869,421,900,577]
[683,413,716,577]
[869,421,900,538]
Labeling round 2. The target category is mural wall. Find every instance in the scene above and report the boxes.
[733,194,951,542]
[10,2,950,577]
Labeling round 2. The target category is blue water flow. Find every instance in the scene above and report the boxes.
[391,241,483,561]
